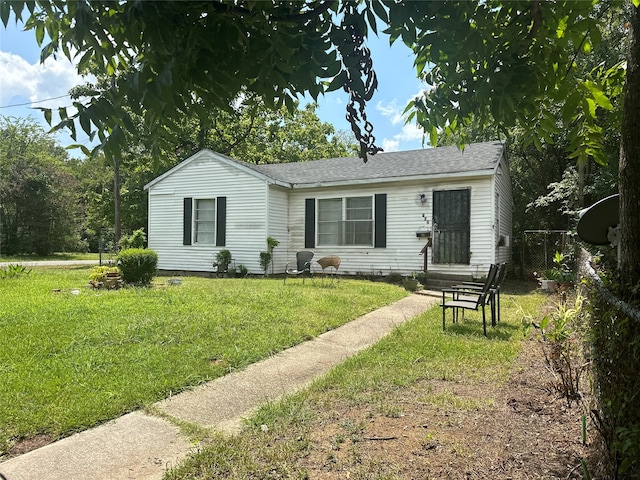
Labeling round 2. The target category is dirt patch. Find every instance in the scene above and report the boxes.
[7,434,55,458]
[298,338,609,479]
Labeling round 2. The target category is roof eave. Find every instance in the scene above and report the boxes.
[288,169,496,189]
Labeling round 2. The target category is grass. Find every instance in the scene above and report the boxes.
[0,267,406,456]
[0,252,100,262]
[164,282,547,480]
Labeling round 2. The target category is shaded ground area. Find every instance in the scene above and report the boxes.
[298,337,608,479]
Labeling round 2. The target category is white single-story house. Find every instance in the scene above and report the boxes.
[144,141,512,279]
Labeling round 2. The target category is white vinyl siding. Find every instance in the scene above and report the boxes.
[266,186,289,273]
[495,155,514,264]
[147,150,269,273]
[147,147,512,279]
[287,176,497,278]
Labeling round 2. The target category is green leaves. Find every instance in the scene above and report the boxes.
[387,0,626,168]
[5,1,367,161]
[4,0,631,169]
[0,1,10,26]
[584,80,614,111]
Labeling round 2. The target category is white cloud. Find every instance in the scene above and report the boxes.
[379,109,425,152]
[375,99,404,125]
[0,51,85,110]
[396,122,424,142]
[376,91,428,151]
[382,138,400,152]
[381,122,424,152]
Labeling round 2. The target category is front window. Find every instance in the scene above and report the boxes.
[318,196,373,246]
[195,198,215,244]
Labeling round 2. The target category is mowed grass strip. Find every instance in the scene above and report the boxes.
[164,284,547,480]
[0,267,406,455]
[0,252,100,262]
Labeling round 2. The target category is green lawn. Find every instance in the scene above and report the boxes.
[164,283,547,479]
[0,268,407,455]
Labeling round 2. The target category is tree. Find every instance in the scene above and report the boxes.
[0,116,83,255]
[383,0,639,291]
[1,1,379,160]
[169,100,358,164]
[431,7,625,241]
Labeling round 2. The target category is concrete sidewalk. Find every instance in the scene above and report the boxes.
[0,260,100,268]
[0,293,440,480]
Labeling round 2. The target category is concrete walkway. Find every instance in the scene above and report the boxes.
[0,260,101,268]
[0,292,440,480]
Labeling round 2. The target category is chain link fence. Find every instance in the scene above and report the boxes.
[579,248,640,475]
[520,230,575,276]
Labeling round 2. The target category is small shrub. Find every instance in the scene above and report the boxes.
[117,248,158,285]
[232,264,248,278]
[119,228,147,249]
[214,249,233,274]
[259,251,272,275]
[0,264,31,279]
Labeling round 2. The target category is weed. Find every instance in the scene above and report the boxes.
[380,403,403,418]
[330,434,345,450]
[0,264,31,279]
[535,293,588,406]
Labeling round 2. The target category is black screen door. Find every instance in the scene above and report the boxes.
[432,189,471,264]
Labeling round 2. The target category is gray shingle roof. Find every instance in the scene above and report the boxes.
[242,141,505,186]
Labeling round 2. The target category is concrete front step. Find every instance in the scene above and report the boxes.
[422,279,463,291]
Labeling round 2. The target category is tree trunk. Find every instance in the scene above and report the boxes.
[619,5,640,292]
[113,155,121,246]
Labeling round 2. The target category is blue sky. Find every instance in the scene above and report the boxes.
[0,20,428,158]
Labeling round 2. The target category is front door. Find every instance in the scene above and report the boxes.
[432,188,471,264]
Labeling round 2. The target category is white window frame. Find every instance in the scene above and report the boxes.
[317,196,373,247]
[194,198,216,245]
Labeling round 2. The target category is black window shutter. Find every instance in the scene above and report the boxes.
[216,196,227,246]
[183,197,193,245]
[305,198,315,248]
[374,194,387,248]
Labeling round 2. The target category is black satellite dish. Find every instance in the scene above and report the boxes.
[576,194,619,245]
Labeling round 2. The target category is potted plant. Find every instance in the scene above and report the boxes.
[402,272,420,292]
[538,251,575,292]
[539,268,561,292]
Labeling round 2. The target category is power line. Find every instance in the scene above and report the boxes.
[0,93,71,109]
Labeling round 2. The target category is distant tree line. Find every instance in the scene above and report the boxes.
[0,101,357,256]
